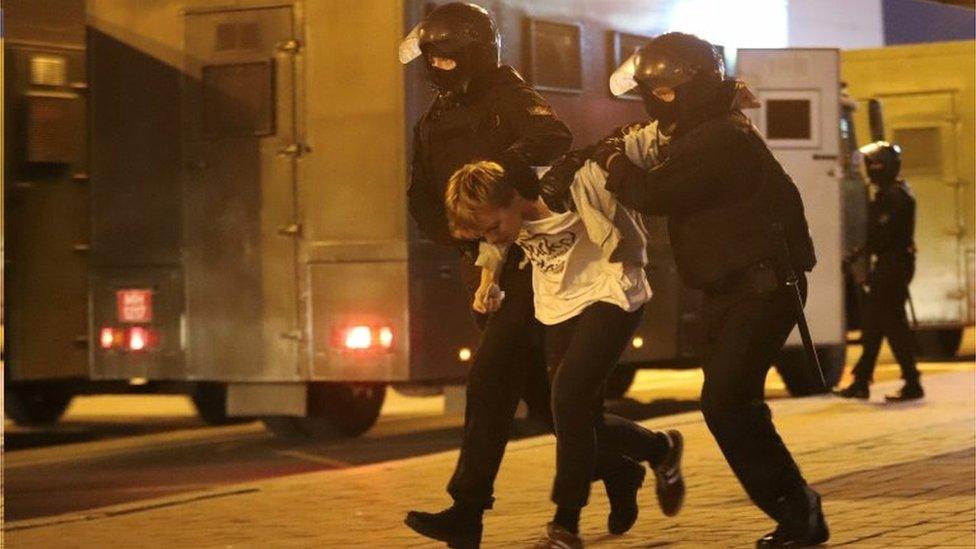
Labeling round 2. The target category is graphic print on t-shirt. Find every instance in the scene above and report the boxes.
[517,231,577,274]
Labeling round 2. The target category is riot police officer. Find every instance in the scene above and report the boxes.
[544,32,829,547]
[835,142,923,402]
[399,5,657,547]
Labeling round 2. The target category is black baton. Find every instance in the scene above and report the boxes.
[773,223,828,390]
[786,276,827,390]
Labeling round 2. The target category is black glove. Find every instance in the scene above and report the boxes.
[592,137,626,172]
[539,150,587,213]
[497,151,539,200]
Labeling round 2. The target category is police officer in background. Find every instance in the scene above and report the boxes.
[543,32,829,547]
[835,142,923,402]
[399,5,654,547]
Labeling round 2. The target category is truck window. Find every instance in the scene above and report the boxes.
[766,98,812,140]
[892,127,942,176]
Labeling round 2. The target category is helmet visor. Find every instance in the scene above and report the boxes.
[399,22,423,64]
[609,51,640,97]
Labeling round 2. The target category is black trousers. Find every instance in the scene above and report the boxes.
[852,256,919,384]
[447,249,549,509]
[545,301,669,509]
[447,253,667,509]
[699,271,810,523]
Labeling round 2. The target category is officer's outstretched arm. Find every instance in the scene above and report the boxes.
[539,121,651,212]
[604,121,756,215]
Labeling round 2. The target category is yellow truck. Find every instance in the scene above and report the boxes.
[843,40,975,358]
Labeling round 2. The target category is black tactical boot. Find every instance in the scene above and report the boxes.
[405,504,483,549]
[757,486,829,548]
[885,381,924,402]
[604,462,646,535]
[652,430,686,517]
[832,380,869,400]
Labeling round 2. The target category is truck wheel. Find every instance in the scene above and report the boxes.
[775,345,846,396]
[5,385,73,426]
[262,383,386,439]
[191,383,250,425]
[605,364,638,400]
[914,328,963,361]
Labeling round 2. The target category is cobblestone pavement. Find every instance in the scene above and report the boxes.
[5,369,974,548]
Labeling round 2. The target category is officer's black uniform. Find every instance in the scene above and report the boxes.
[837,141,922,401]
[853,181,919,382]
[581,32,828,548]
[409,63,573,511]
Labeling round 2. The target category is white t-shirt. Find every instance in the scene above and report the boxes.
[516,210,651,325]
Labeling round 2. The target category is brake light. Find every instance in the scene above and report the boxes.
[100,328,115,349]
[128,327,148,351]
[378,327,394,350]
[99,327,127,350]
[334,325,395,352]
[99,326,158,351]
[344,326,373,350]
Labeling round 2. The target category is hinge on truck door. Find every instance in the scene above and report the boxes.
[277,143,310,158]
[280,330,304,341]
[277,223,302,237]
[276,39,301,54]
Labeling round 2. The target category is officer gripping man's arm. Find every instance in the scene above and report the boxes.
[582,32,828,548]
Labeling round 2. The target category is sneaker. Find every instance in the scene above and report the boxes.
[756,487,829,548]
[404,505,483,549]
[533,522,584,549]
[885,382,924,402]
[832,382,869,400]
[652,430,686,517]
[604,462,646,535]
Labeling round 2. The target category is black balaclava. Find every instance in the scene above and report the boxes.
[415,3,499,97]
[859,141,902,186]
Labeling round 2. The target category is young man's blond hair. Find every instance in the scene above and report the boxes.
[445,161,515,238]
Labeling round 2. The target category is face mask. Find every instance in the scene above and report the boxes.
[867,167,896,186]
[639,86,677,127]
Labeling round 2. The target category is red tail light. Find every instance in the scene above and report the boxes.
[100,328,115,349]
[99,327,127,350]
[334,325,395,352]
[128,327,149,351]
[344,326,373,350]
[377,327,394,350]
[100,326,158,351]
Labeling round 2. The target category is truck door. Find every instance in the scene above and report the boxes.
[737,49,847,387]
[182,7,301,381]
[878,91,970,329]
[4,43,89,381]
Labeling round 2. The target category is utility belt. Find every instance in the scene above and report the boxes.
[705,259,782,296]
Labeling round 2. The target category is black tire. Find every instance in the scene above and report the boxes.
[605,364,638,400]
[262,382,386,439]
[775,345,846,396]
[191,383,250,425]
[914,328,963,361]
[5,385,73,426]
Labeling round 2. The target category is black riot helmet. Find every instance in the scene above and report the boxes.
[610,32,725,128]
[859,141,902,185]
[399,3,500,95]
